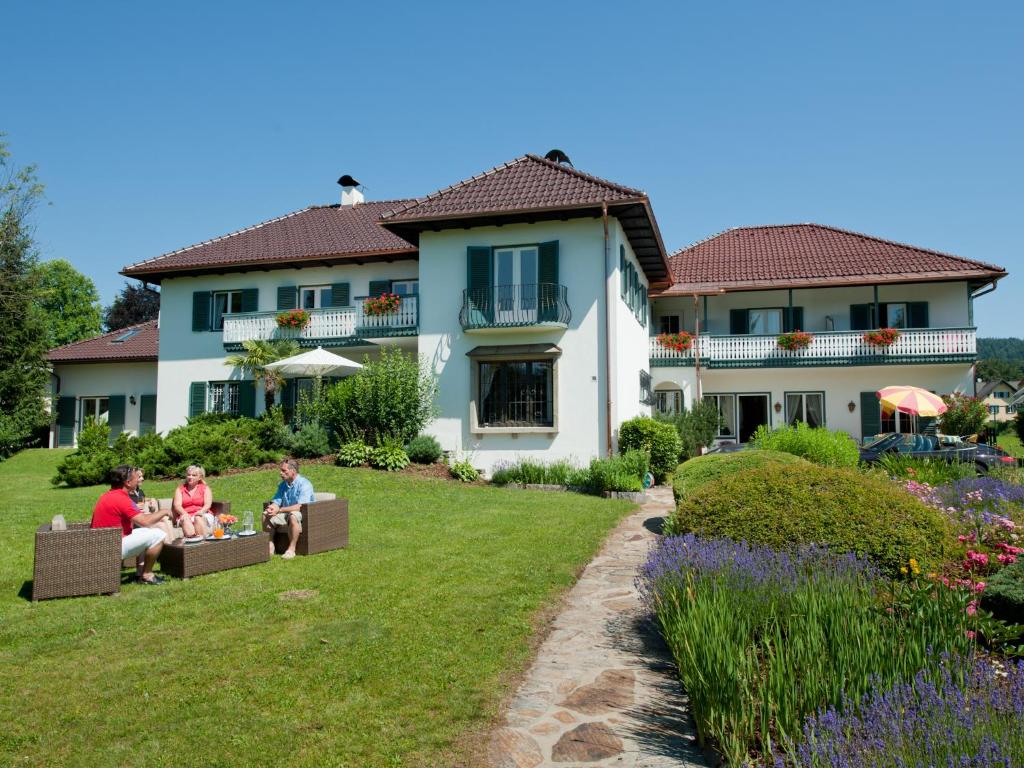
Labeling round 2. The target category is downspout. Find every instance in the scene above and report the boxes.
[603,202,614,457]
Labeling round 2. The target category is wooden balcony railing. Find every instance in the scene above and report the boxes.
[649,327,976,368]
[222,295,418,347]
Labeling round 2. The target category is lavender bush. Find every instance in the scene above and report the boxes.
[639,535,975,765]
[937,477,1024,530]
[774,656,1024,767]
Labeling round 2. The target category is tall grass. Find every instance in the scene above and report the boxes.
[639,535,975,765]
[877,452,976,485]
[751,423,859,468]
[490,457,579,486]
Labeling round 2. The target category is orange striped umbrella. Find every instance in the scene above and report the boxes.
[876,385,948,417]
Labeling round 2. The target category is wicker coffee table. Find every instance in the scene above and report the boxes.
[159,532,270,579]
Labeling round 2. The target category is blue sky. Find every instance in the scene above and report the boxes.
[3,1,1021,336]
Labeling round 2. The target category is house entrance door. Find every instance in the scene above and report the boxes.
[737,394,769,443]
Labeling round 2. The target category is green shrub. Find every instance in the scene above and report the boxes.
[338,348,438,444]
[405,434,442,464]
[1017,411,1024,444]
[876,453,976,485]
[672,449,809,501]
[253,406,293,452]
[751,422,859,467]
[586,454,644,493]
[618,416,682,481]
[449,458,479,482]
[290,422,331,458]
[335,440,370,467]
[51,447,117,487]
[671,463,954,576]
[656,400,721,459]
[490,457,580,486]
[369,436,409,471]
[158,417,280,476]
[566,466,592,489]
[939,392,989,436]
[981,558,1024,626]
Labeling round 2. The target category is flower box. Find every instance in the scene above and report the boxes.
[656,331,694,352]
[863,328,902,347]
[363,293,401,317]
[276,309,310,329]
[777,330,813,351]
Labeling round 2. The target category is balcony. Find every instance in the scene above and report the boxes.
[649,327,976,368]
[222,295,418,349]
[460,283,571,331]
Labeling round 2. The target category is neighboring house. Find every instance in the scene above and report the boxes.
[977,380,1020,422]
[47,321,159,447]
[650,224,1006,442]
[49,153,1009,468]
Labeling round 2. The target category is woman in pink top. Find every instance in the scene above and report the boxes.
[172,465,213,538]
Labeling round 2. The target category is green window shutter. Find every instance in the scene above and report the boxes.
[192,291,212,332]
[238,381,257,418]
[56,396,76,447]
[860,391,881,440]
[240,288,259,313]
[909,302,929,328]
[277,286,297,311]
[538,241,559,322]
[784,307,805,332]
[368,280,390,298]
[189,382,207,419]
[329,283,351,307]
[281,379,296,425]
[877,303,888,327]
[139,394,157,436]
[107,395,126,443]
[466,246,493,324]
[619,246,626,298]
[641,286,648,327]
[730,309,749,335]
[850,304,871,331]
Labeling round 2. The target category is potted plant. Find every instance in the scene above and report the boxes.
[363,292,402,316]
[656,331,694,352]
[863,327,902,347]
[276,309,311,329]
[777,330,813,351]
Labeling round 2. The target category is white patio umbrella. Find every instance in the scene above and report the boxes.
[263,346,363,379]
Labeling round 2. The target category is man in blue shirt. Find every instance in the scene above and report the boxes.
[263,458,316,559]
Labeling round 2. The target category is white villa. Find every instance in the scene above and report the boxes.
[47,152,1008,472]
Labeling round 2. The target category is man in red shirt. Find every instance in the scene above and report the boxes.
[91,465,173,585]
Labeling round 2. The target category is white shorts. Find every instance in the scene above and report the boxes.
[122,527,166,559]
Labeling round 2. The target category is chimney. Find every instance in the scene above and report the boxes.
[337,174,364,206]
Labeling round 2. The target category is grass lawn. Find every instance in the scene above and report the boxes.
[0,450,634,767]
[996,431,1024,458]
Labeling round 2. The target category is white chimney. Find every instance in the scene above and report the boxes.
[338,174,364,206]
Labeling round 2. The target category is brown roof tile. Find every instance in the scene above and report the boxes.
[662,224,1007,294]
[381,154,647,222]
[122,200,417,280]
[48,321,159,364]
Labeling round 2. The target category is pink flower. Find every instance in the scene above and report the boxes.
[966,630,977,640]
[997,554,1017,565]
[973,581,986,594]
[967,600,979,616]
[998,518,1016,530]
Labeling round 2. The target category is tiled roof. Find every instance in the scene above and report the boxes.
[662,224,1007,294]
[381,154,646,222]
[121,200,417,279]
[47,321,159,364]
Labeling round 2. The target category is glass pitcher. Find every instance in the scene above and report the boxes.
[242,510,254,534]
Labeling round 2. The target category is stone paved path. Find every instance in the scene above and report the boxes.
[486,487,709,767]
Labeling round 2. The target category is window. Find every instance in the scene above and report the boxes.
[391,280,418,296]
[880,408,915,434]
[886,303,908,329]
[494,246,539,316]
[477,360,553,428]
[703,394,737,438]
[995,390,1010,400]
[79,397,109,429]
[786,392,825,428]
[113,328,140,342]
[212,290,242,330]
[988,405,1000,415]
[300,285,332,310]
[659,315,680,334]
[208,382,240,415]
[639,371,654,406]
[749,308,784,334]
[656,389,682,415]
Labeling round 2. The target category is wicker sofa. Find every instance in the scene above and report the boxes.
[267,492,348,556]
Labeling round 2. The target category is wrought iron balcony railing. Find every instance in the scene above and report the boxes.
[460,283,570,331]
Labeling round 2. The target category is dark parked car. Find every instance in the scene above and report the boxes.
[859,433,1020,473]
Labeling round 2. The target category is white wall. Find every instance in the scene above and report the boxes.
[52,362,158,445]
[417,218,610,474]
[653,281,971,335]
[611,219,653,446]
[156,260,418,431]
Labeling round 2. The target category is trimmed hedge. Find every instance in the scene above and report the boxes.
[672,449,809,501]
[750,422,859,468]
[619,416,681,482]
[670,463,954,576]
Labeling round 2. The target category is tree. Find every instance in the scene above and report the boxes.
[33,259,103,348]
[224,339,300,411]
[0,136,51,457]
[104,281,160,332]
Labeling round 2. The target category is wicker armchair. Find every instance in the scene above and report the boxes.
[268,493,348,556]
[33,522,122,601]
